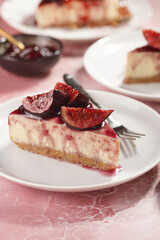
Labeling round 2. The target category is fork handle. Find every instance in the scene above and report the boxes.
[63,74,101,109]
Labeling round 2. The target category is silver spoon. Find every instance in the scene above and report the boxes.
[0,28,25,50]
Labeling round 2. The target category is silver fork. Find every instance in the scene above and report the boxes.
[63,74,145,140]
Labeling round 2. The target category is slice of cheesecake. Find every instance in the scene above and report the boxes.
[124,29,160,84]
[8,82,120,171]
[36,0,131,28]
[124,46,160,84]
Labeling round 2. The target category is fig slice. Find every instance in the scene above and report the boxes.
[68,91,91,108]
[54,82,90,108]
[143,29,160,49]
[22,90,66,118]
[61,107,114,130]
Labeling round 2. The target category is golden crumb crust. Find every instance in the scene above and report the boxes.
[124,74,160,84]
[11,139,119,171]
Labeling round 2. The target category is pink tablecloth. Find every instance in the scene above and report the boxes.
[0,0,160,239]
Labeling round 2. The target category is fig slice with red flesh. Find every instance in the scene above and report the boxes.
[61,107,114,130]
[22,90,66,118]
[54,82,90,108]
[143,29,160,50]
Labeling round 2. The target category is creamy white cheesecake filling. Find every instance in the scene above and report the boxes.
[36,0,121,27]
[9,114,119,167]
[125,52,160,79]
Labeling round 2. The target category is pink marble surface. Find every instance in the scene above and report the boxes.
[0,0,160,239]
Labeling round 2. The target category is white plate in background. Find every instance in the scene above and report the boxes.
[84,30,160,101]
[1,0,153,41]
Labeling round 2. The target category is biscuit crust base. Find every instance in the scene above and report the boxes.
[12,140,118,171]
[124,74,160,84]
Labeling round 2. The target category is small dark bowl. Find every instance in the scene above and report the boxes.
[0,34,63,76]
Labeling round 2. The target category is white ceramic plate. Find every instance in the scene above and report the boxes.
[84,30,160,102]
[0,90,160,192]
[0,0,153,41]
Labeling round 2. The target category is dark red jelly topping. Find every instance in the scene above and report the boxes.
[11,106,43,119]
[11,106,25,115]
[132,45,160,53]
[4,45,57,60]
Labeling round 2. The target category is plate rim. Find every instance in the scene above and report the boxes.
[83,29,160,102]
[0,0,153,42]
[0,90,160,192]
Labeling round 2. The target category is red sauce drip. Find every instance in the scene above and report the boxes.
[105,129,117,138]
[84,165,122,176]
[43,129,49,135]
[11,106,25,115]
[4,45,57,60]
[10,107,66,126]
[54,116,64,124]
[10,107,42,120]
[100,165,122,176]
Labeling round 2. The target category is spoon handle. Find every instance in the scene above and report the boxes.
[0,28,25,50]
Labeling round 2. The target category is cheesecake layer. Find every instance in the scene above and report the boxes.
[36,0,130,28]
[124,46,160,84]
[8,110,119,171]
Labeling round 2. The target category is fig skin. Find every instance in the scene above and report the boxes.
[22,90,67,118]
[54,82,91,108]
[68,91,91,108]
[61,107,114,130]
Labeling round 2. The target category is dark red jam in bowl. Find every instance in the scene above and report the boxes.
[3,45,57,60]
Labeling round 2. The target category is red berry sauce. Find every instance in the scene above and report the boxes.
[132,45,160,53]
[4,45,57,60]
[83,165,122,177]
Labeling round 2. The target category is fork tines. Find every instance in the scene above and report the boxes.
[119,128,145,140]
